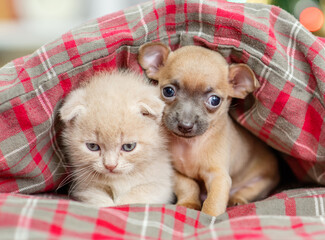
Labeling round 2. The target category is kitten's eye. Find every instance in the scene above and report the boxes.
[86,143,100,151]
[162,85,176,100]
[205,94,221,109]
[121,143,136,152]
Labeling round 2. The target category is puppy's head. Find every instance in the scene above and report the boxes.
[139,43,260,138]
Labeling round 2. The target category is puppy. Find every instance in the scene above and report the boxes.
[138,43,279,216]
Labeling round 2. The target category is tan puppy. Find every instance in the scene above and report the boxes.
[138,43,279,216]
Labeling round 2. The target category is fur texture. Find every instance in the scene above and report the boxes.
[139,43,280,216]
[60,71,174,207]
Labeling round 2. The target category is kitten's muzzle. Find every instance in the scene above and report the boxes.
[105,164,118,172]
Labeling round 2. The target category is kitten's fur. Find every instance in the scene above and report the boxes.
[60,71,174,207]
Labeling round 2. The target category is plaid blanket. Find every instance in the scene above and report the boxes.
[0,188,324,239]
[1,0,325,238]
[0,0,324,194]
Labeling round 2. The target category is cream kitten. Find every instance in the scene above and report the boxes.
[60,71,174,207]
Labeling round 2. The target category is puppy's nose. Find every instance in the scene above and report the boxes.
[178,122,194,133]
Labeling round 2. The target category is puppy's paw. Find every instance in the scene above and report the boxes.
[228,196,248,207]
[202,204,227,216]
[177,201,201,211]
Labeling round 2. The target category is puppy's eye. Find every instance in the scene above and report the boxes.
[205,95,221,109]
[122,142,137,152]
[162,85,176,99]
[86,143,100,151]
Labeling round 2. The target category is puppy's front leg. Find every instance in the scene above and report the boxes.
[174,171,201,210]
[201,168,232,216]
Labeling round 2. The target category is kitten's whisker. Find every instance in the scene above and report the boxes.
[68,169,97,196]
[63,163,90,169]
[67,169,90,190]
[55,168,78,191]
[71,168,93,182]
[69,166,93,175]
[56,169,85,191]
[56,175,73,190]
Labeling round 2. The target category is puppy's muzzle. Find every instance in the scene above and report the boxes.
[163,99,209,138]
[178,121,194,134]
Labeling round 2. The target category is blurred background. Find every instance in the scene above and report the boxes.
[244,0,325,36]
[0,0,147,66]
[0,0,324,67]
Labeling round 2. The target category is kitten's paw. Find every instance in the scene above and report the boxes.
[177,201,201,211]
[73,189,115,208]
[228,196,248,207]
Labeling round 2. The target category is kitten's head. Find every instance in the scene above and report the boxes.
[60,71,166,180]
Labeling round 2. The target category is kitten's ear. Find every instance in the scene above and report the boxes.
[139,97,165,122]
[60,88,87,125]
[138,42,171,79]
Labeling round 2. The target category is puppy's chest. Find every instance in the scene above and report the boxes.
[170,141,202,179]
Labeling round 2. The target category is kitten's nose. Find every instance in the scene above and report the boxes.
[105,164,117,172]
[178,121,194,133]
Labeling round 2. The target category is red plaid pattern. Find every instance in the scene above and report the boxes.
[0,0,325,239]
[0,0,324,196]
[0,188,324,239]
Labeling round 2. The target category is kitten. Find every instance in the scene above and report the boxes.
[59,71,174,207]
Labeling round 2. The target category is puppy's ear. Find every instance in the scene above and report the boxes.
[138,42,171,79]
[139,97,165,122]
[60,88,87,125]
[228,64,260,99]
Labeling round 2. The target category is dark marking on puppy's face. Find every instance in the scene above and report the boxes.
[161,81,212,137]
